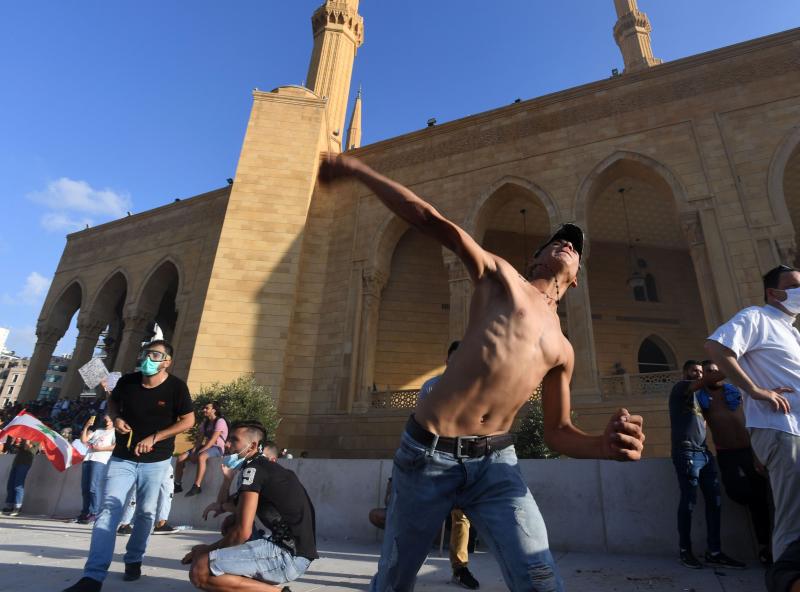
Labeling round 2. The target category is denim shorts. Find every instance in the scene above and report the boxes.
[203,446,222,458]
[209,538,310,584]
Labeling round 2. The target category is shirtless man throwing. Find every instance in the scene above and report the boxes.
[319,155,646,592]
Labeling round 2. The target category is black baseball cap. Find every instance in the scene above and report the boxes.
[533,223,584,260]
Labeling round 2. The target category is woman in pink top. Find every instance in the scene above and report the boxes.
[174,401,228,496]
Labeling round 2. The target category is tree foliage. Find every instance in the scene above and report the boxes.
[515,396,560,459]
[190,374,281,444]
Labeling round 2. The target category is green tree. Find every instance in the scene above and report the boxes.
[515,396,560,459]
[190,374,281,445]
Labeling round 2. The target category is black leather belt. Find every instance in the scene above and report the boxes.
[405,415,515,459]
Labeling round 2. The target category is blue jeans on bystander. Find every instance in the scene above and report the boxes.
[82,456,170,582]
[5,464,31,508]
[672,448,721,554]
[81,461,109,516]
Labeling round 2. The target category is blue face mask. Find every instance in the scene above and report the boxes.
[138,356,161,377]
[223,446,251,469]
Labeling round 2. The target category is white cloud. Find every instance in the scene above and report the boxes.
[27,177,131,232]
[41,212,92,233]
[20,272,51,304]
[1,272,52,306]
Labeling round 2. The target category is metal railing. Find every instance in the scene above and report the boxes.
[599,370,681,401]
[370,389,420,410]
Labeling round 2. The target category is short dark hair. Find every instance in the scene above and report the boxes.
[682,359,701,373]
[144,339,173,358]
[231,421,267,449]
[447,341,460,357]
[700,359,715,370]
[763,265,797,302]
[263,440,279,455]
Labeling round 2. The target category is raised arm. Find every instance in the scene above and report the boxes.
[319,154,496,283]
[541,346,644,461]
[705,340,792,413]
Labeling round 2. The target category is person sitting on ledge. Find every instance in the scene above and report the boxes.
[183,423,317,592]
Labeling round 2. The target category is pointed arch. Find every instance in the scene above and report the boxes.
[369,214,410,277]
[134,256,183,309]
[464,175,561,243]
[574,150,690,260]
[86,268,129,317]
[767,125,800,234]
[42,278,85,330]
[636,334,677,374]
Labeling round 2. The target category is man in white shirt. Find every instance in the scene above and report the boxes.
[705,264,800,561]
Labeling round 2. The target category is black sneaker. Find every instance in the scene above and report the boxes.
[153,522,176,534]
[63,577,102,592]
[452,566,480,589]
[705,551,746,569]
[185,484,202,497]
[117,524,133,536]
[124,561,141,581]
[173,482,183,493]
[679,549,702,569]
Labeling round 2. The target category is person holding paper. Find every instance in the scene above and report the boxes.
[75,415,116,524]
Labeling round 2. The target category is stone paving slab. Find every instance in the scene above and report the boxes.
[0,516,765,591]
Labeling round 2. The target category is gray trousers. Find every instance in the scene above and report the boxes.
[750,427,800,560]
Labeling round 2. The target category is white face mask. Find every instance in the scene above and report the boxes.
[778,287,800,314]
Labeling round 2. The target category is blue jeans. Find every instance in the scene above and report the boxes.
[5,464,31,507]
[672,449,721,553]
[83,456,171,582]
[120,461,174,524]
[371,430,562,592]
[81,461,109,516]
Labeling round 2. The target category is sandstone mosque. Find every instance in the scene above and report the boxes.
[20,1,800,457]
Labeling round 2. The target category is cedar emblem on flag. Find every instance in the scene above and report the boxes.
[0,410,84,471]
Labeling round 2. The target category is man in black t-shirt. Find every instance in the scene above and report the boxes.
[669,359,744,571]
[65,340,195,592]
[183,422,317,592]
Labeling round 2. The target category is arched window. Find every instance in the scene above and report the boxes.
[637,336,676,373]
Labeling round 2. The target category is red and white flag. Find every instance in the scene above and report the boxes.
[0,410,84,471]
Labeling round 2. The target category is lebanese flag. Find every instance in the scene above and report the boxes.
[0,410,84,471]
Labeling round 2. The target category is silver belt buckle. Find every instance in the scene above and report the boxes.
[455,436,479,459]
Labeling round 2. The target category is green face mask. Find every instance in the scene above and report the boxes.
[139,356,161,376]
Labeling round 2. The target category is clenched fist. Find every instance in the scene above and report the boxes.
[602,408,645,461]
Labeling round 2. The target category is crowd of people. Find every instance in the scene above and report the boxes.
[1,154,798,592]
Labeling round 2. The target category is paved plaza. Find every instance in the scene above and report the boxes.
[0,515,766,591]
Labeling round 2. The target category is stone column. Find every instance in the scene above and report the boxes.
[113,310,154,374]
[445,254,472,342]
[168,294,189,375]
[60,315,107,399]
[17,325,63,403]
[680,211,723,331]
[352,267,387,413]
[565,267,601,401]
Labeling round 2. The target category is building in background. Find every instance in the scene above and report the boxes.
[0,358,29,407]
[17,1,800,457]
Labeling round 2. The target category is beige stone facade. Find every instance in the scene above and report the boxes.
[22,1,800,458]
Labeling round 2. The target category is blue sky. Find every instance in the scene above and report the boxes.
[2,1,798,357]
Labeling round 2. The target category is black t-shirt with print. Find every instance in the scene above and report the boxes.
[238,456,318,560]
[110,372,193,463]
[669,379,707,455]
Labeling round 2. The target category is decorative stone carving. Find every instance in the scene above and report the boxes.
[679,211,705,246]
[35,324,63,345]
[76,315,107,337]
[311,1,364,46]
[362,268,387,297]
